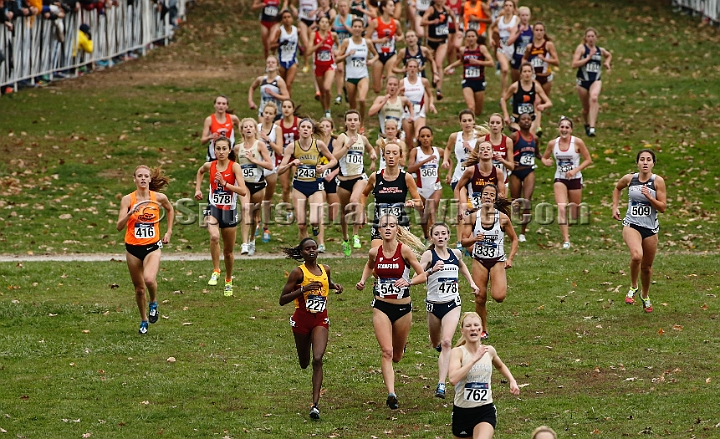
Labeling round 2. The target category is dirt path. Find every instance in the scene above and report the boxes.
[0,252,360,262]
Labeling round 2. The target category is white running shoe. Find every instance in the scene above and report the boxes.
[240,243,249,255]
[562,241,571,250]
[519,234,526,243]
[247,241,256,256]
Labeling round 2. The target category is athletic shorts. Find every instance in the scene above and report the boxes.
[337,173,368,192]
[417,181,442,200]
[315,62,336,77]
[378,52,396,65]
[279,58,297,71]
[246,181,267,196]
[204,206,239,229]
[125,241,162,261]
[293,179,322,197]
[576,78,596,90]
[300,17,314,27]
[322,176,338,194]
[427,38,446,51]
[472,255,505,271]
[624,222,658,240]
[346,76,367,86]
[405,102,427,120]
[372,297,412,323]
[462,79,486,93]
[290,308,330,335]
[511,54,524,70]
[511,166,533,182]
[426,296,461,320]
[554,177,582,191]
[452,403,497,437]
[535,74,553,85]
[260,20,276,30]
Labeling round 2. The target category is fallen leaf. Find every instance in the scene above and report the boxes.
[82,330,90,334]
[166,357,176,363]
[658,328,665,335]
[672,325,683,331]
[706,377,711,384]
[140,401,150,405]
[82,433,92,439]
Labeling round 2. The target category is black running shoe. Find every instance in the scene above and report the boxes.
[386,393,399,410]
[148,302,158,324]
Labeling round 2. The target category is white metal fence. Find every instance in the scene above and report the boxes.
[673,0,720,24]
[0,0,188,89]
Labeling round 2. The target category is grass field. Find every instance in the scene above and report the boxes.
[1,0,719,437]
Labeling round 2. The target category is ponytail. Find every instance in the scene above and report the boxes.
[281,237,317,261]
[135,165,170,192]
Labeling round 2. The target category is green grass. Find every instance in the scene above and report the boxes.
[0,254,718,437]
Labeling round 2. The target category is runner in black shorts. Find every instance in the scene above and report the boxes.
[509,112,541,242]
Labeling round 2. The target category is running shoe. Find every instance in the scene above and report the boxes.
[312,225,320,237]
[386,393,399,410]
[435,343,442,353]
[519,234,526,243]
[641,296,653,313]
[248,241,256,256]
[318,244,326,253]
[335,95,342,105]
[625,286,638,305]
[588,127,596,137]
[436,90,443,101]
[584,124,590,136]
[138,321,148,335]
[314,91,321,101]
[309,404,320,420]
[480,330,489,340]
[241,243,249,255]
[148,302,158,324]
[562,241,571,250]
[324,110,331,119]
[208,270,220,286]
[302,65,309,74]
[434,383,446,399]
[224,281,233,297]
[536,127,543,139]
[342,240,351,257]
[352,234,361,249]
[262,227,271,243]
[255,224,261,238]
[456,241,463,251]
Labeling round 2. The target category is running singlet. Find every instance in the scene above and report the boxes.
[426,249,460,303]
[333,14,352,46]
[416,0,432,14]
[258,123,279,174]
[373,242,411,300]
[513,25,533,59]
[379,97,404,134]
[513,131,537,168]
[512,81,535,116]
[403,76,425,116]
[373,169,409,226]
[428,7,450,40]
[339,134,365,176]
[345,38,369,80]
[497,15,518,53]
[462,46,486,81]
[278,25,299,66]
[124,191,160,245]
[623,173,659,233]
[350,0,369,25]
[415,146,441,190]
[236,140,264,184]
[208,160,238,210]
[295,263,330,313]
[553,136,582,181]
[469,166,499,208]
[207,114,235,161]
[453,345,494,408]
[451,132,476,184]
[314,31,335,66]
[297,0,317,21]
[402,46,427,77]
[372,17,397,54]
[472,211,505,260]
[259,75,281,116]
[577,44,603,82]
[463,0,487,35]
[527,41,551,77]
[279,116,299,165]
[293,139,321,182]
[259,0,280,23]
[484,134,509,183]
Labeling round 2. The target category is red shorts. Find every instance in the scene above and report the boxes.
[261,20,276,30]
[315,63,335,77]
[290,309,329,335]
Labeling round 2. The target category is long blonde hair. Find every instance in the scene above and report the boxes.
[134,165,170,192]
[531,426,557,439]
[455,312,484,347]
[378,213,427,257]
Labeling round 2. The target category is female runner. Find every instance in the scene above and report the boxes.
[522,22,558,138]
[443,29,494,116]
[248,55,291,118]
[373,119,407,171]
[416,222,478,399]
[508,6,532,83]
[531,426,558,439]
[393,30,438,79]
[333,110,377,255]
[409,0,432,39]
[407,126,443,241]
[442,109,477,249]
[482,113,514,186]
[251,0,285,59]
[235,119,274,256]
[509,112,541,242]
[277,118,338,239]
[488,0,517,99]
[363,140,423,248]
[453,139,503,220]
[194,137,249,296]
[258,102,283,242]
[335,18,379,128]
[421,0,455,100]
[315,117,341,253]
[500,61,552,134]
[368,76,413,139]
[294,0,318,74]
[460,183,517,339]
[356,213,428,410]
[449,311,520,438]
[275,99,301,206]
[444,0,463,70]
[117,166,174,335]
[332,0,354,105]
[571,27,611,137]
[307,15,337,119]
[463,0,491,38]
[366,0,403,94]
[540,116,592,249]
[272,10,300,94]
[612,149,666,313]
[280,237,343,420]
[201,95,240,162]
[400,59,436,143]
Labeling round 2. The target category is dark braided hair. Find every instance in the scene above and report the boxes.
[281,237,317,261]
[468,184,512,217]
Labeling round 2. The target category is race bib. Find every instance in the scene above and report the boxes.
[517,103,533,115]
[464,382,489,402]
[470,191,483,209]
[263,5,278,16]
[519,154,535,166]
[437,278,458,296]
[558,159,574,173]
[317,50,332,62]
[377,203,402,218]
[241,164,258,181]
[531,56,544,68]
[281,43,295,59]
[420,164,438,178]
[375,278,406,299]
[435,24,449,36]
[305,294,327,313]
[467,21,479,31]
[473,240,497,259]
[586,62,601,73]
[630,203,651,217]
[346,150,364,165]
[350,58,365,68]
[465,67,481,78]
[297,164,316,180]
[212,190,233,206]
[134,223,155,239]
